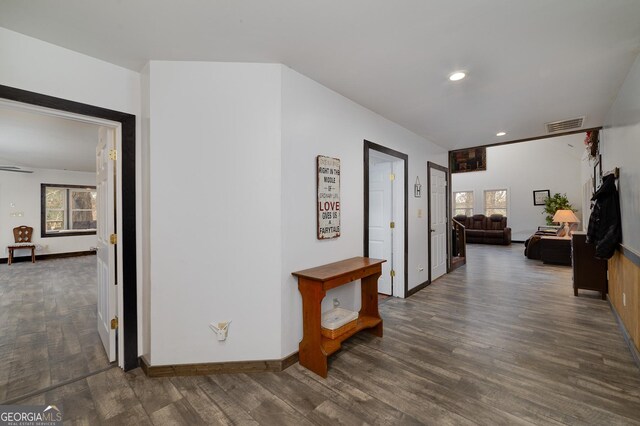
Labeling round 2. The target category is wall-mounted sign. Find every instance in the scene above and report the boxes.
[414,176,422,197]
[317,155,341,239]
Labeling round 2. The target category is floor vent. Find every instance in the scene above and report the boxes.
[545,117,584,133]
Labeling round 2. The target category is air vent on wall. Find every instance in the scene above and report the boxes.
[545,117,584,133]
[0,166,33,174]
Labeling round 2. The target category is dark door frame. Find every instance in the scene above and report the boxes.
[363,140,408,297]
[0,84,138,371]
[427,161,450,284]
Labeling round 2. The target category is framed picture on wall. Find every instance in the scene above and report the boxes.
[533,189,550,206]
[449,147,487,173]
[593,154,602,192]
[317,155,341,239]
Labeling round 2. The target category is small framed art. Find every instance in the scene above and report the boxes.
[533,189,550,206]
[593,154,603,192]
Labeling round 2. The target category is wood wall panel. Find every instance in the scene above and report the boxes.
[609,248,640,351]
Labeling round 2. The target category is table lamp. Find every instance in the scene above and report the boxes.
[552,209,579,237]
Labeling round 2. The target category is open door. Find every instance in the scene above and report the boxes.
[429,163,448,281]
[96,126,116,362]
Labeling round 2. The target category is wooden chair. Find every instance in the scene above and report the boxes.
[7,226,36,265]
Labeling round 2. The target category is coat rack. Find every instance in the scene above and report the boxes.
[603,167,620,179]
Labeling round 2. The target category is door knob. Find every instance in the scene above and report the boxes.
[430,229,435,233]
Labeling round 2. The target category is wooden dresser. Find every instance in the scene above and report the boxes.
[572,231,608,299]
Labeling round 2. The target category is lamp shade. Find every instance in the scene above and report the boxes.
[552,209,579,223]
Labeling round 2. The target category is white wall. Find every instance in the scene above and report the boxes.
[601,52,640,254]
[147,61,283,365]
[140,63,151,358]
[0,168,97,259]
[0,27,144,353]
[0,27,139,115]
[451,135,585,241]
[280,66,447,357]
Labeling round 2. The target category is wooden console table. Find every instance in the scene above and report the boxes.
[292,257,386,378]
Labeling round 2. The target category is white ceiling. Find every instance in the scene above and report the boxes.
[0,106,98,172]
[1,1,639,150]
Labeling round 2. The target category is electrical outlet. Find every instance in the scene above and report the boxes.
[209,321,231,341]
[417,209,423,218]
[623,293,626,307]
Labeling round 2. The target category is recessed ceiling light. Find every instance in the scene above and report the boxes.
[496,131,507,136]
[449,71,466,81]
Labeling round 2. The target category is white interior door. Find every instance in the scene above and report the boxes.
[430,167,447,280]
[391,160,405,298]
[369,159,393,295]
[96,126,116,362]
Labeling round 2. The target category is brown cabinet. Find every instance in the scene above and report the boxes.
[572,232,608,299]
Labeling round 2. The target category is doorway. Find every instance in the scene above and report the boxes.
[428,162,449,282]
[363,140,408,298]
[0,103,121,402]
[0,85,138,371]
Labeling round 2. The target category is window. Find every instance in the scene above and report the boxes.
[485,189,508,216]
[41,184,97,237]
[453,191,474,216]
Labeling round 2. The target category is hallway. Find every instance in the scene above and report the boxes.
[11,244,640,425]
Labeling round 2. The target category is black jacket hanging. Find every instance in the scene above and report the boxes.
[587,174,622,259]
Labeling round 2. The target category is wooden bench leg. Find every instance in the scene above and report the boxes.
[31,247,35,263]
[298,280,328,378]
[8,248,13,266]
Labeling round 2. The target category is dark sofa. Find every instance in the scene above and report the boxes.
[453,214,512,245]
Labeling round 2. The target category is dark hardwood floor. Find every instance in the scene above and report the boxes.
[0,256,109,402]
[11,244,640,425]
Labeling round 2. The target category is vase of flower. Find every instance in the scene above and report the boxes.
[584,130,599,159]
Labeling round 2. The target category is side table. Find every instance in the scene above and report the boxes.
[292,257,385,378]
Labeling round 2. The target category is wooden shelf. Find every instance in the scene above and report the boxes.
[321,316,382,355]
[292,257,385,378]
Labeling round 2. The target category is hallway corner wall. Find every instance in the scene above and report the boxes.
[602,51,640,354]
[280,65,447,357]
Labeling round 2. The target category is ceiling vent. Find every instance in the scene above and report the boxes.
[545,117,584,133]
